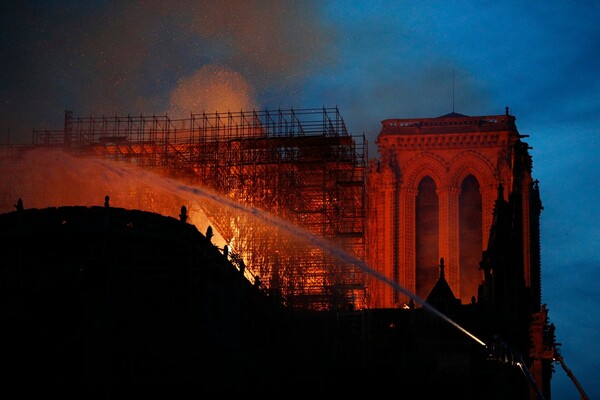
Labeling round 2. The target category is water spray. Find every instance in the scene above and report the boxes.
[82,154,488,346]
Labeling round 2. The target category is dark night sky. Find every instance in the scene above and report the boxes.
[2,1,599,398]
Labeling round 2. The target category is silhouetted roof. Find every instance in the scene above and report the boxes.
[426,275,457,304]
[437,111,469,118]
[426,258,460,308]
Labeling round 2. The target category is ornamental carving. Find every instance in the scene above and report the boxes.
[448,151,495,189]
[401,152,448,190]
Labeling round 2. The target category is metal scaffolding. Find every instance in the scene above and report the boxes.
[2,107,368,310]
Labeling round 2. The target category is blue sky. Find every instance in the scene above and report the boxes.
[2,1,599,397]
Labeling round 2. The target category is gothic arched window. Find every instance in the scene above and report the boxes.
[459,174,482,302]
[416,176,439,300]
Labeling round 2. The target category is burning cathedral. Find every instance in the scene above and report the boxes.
[0,107,563,398]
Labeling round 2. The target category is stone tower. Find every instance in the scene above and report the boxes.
[366,109,542,310]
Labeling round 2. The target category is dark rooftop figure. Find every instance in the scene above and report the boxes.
[239,260,246,275]
[14,198,23,212]
[179,205,188,223]
[223,245,229,259]
[206,225,214,242]
[103,196,111,228]
[254,275,261,288]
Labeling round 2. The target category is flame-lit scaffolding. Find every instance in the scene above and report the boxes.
[4,107,367,310]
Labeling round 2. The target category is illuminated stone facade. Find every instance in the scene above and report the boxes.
[367,109,541,309]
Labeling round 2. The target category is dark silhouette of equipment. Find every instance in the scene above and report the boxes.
[487,335,546,400]
[553,349,590,400]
